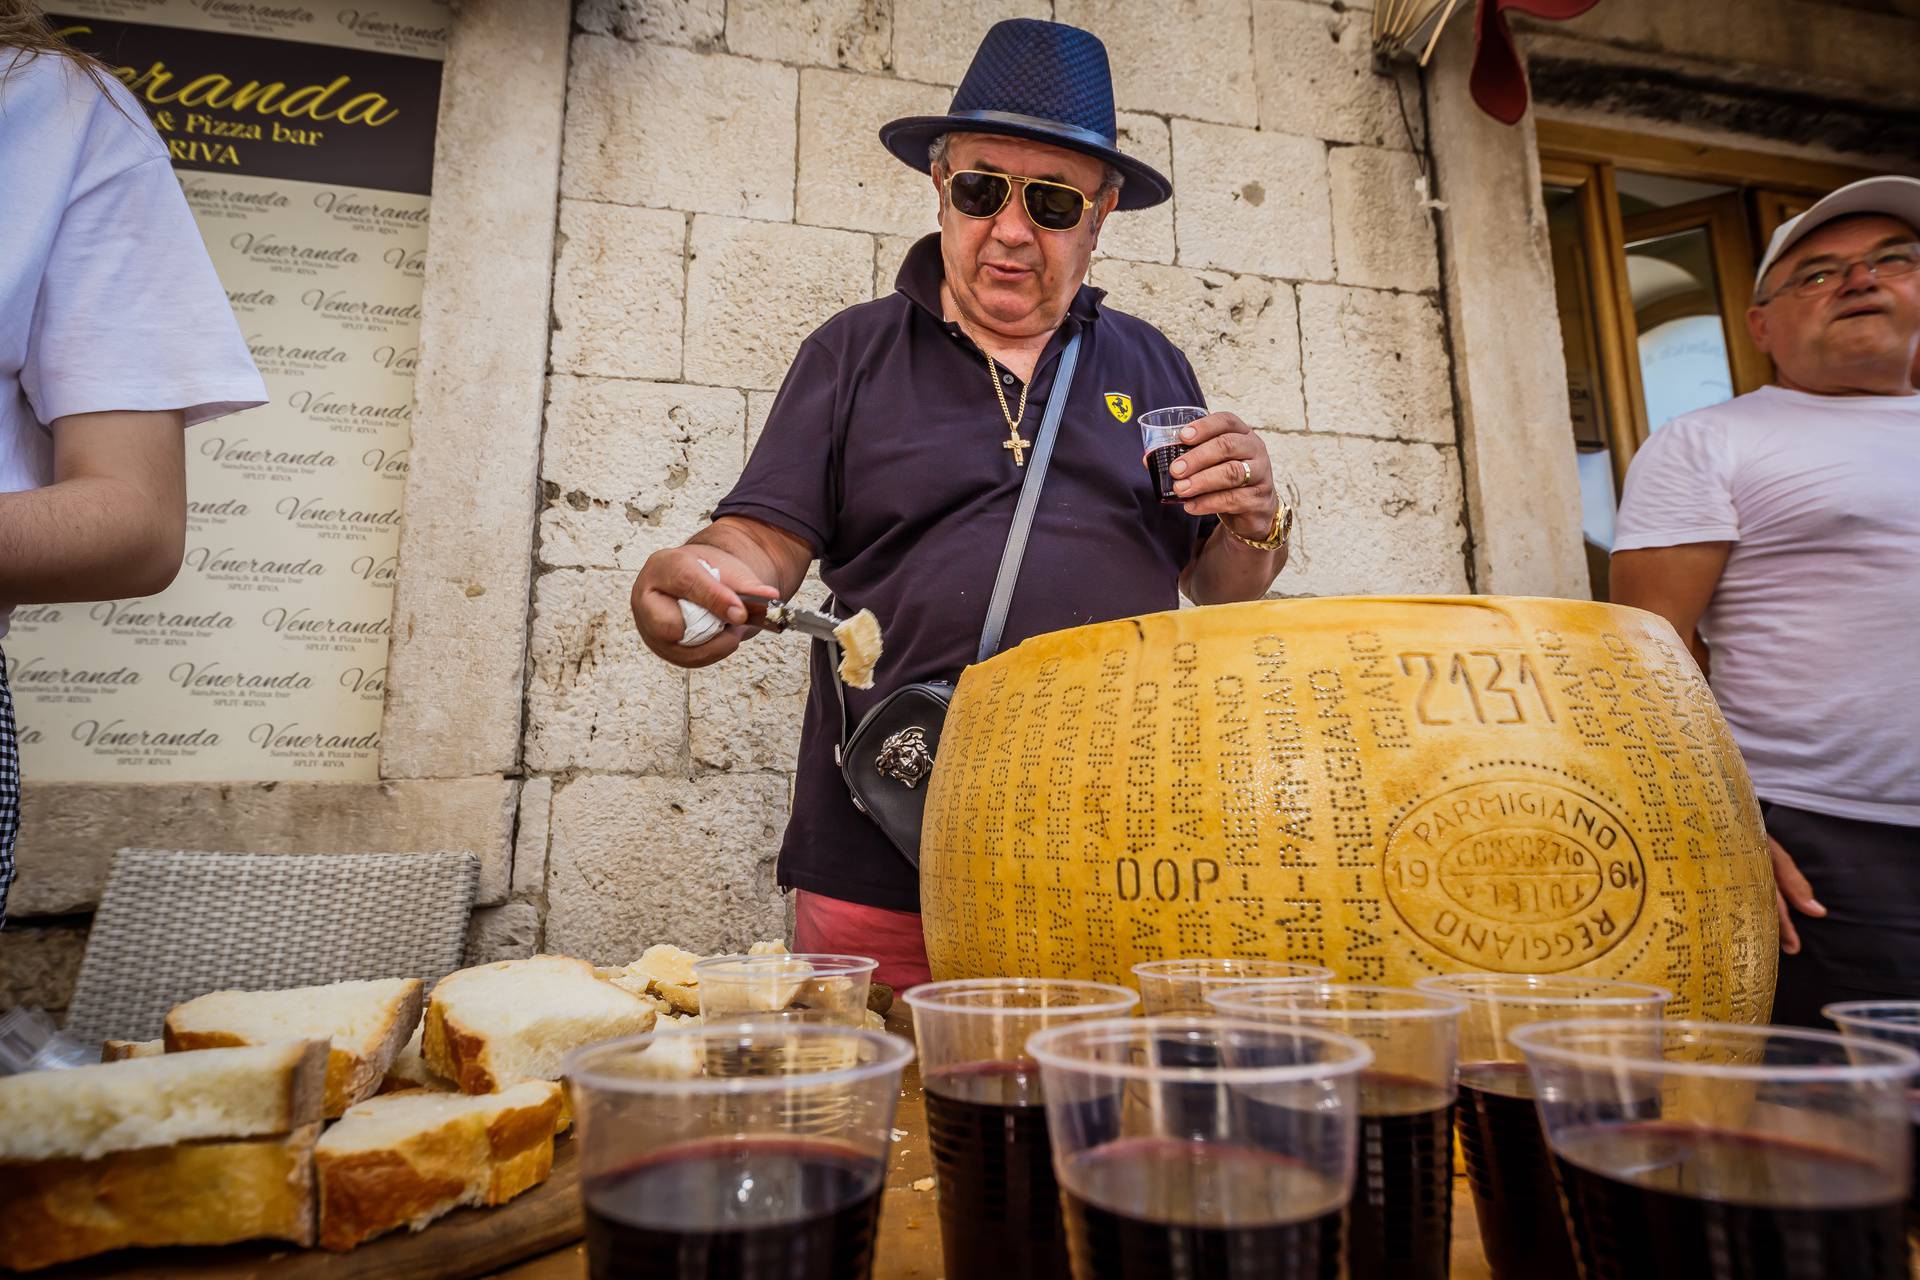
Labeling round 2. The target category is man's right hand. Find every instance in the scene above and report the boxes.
[1770,832,1826,956]
[632,544,780,669]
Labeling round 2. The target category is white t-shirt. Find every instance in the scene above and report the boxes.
[0,53,266,637]
[1614,384,1920,826]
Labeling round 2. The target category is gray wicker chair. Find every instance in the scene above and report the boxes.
[63,848,480,1043]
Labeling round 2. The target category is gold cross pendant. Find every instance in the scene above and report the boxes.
[1003,428,1030,467]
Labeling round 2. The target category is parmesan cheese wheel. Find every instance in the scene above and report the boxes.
[920,596,1776,1024]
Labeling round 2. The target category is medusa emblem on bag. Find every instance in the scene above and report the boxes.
[875,726,934,788]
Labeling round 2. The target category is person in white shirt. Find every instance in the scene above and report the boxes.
[1612,175,1920,1027]
[0,9,267,925]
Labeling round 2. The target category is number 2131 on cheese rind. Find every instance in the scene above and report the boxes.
[920,596,1775,1025]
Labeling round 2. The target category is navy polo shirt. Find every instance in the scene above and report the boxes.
[715,233,1211,913]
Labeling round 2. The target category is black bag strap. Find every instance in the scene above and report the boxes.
[975,330,1080,663]
[830,329,1084,749]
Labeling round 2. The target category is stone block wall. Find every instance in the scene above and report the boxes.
[512,0,1467,963]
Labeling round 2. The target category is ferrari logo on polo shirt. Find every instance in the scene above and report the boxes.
[1105,393,1133,423]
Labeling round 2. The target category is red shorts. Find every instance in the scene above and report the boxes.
[791,889,931,992]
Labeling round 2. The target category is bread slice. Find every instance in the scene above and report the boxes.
[101,1038,164,1062]
[376,1021,569,1134]
[165,977,424,1117]
[377,1024,457,1096]
[0,1124,319,1270]
[315,1082,563,1250]
[421,955,656,1093]
[0,1040,327,1163]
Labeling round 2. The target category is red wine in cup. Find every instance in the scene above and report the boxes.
[582,1138,883,1280]
[1146,444,1189,504]
[1456,1061,1579,1280]
[1553,1123,1909,1280]
[923,1062,1068,1280]
[1060,1137,1344,1280]
[1458,1061,1667,1280]
[1349,1074,1454,1280]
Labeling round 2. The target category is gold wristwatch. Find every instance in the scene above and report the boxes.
[1225,499,1293,552]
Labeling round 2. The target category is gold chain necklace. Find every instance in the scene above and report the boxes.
[982,352,1032,467]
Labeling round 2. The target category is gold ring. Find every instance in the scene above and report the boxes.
[1238,460,1254,487]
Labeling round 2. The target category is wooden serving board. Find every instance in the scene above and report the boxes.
[51,1136,584,1280]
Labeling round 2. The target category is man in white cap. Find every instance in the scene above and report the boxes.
[1612,176,1920,1026]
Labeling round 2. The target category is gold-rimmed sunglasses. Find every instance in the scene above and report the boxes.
[941,168,1095,232]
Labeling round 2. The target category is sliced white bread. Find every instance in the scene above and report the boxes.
[421,954,656,1093]
[315,1081,563,1250]
[0,1039,327,1163]
[101,1038,164,1062]
[0,1124,320,1270]
[165,977,424,1117]
[377,1024,457,1096]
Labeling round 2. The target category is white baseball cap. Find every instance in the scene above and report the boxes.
[1753,175,1920,296]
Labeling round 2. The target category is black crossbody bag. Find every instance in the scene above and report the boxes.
[827,332,1083,868]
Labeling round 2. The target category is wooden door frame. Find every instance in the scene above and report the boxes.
[1535,121,1884,194]
[1540,155,1647,494]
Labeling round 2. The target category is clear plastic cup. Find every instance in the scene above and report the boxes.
[1826,1000,1920,1242]
[904,978,1139,1280]
[1028,1016,1372,1277]
[1131,957,1332,1017]
[566,1023,912,1280]
[694,953,876,1027]
[1208,984,1465,1280]
[1138,404,1207,504]
[0,1006,96,1074]
[1513,1018,1919,1280]
[1414,973,1670,1280]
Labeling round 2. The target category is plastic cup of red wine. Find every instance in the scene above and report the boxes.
[904,978,1140,1280]
[1138,405,1206,504]
[564,1023,912,1280]
[1131,957,1333,1018]
[1513,1018,1920,1280]
[1825,1000,1920,1244]
[1414,973,1670,1280]
[1027,1015,1371,1280]
[1208,983,1465,1280]
[693,952,876,1026]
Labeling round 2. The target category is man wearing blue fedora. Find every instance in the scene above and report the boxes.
[633,20,1291,984]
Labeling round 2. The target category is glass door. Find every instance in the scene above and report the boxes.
[1620,193,1770,432]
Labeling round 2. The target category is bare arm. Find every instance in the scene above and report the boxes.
[1611,539,1825,951]
[0,409,187,603]
[631,515,815,668]
[1608,542,1731,674]
[1182,526,1287,605]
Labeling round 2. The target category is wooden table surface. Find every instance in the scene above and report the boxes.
[489,1017,1495,1280]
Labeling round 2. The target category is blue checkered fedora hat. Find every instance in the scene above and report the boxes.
[879,19,1172,211]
